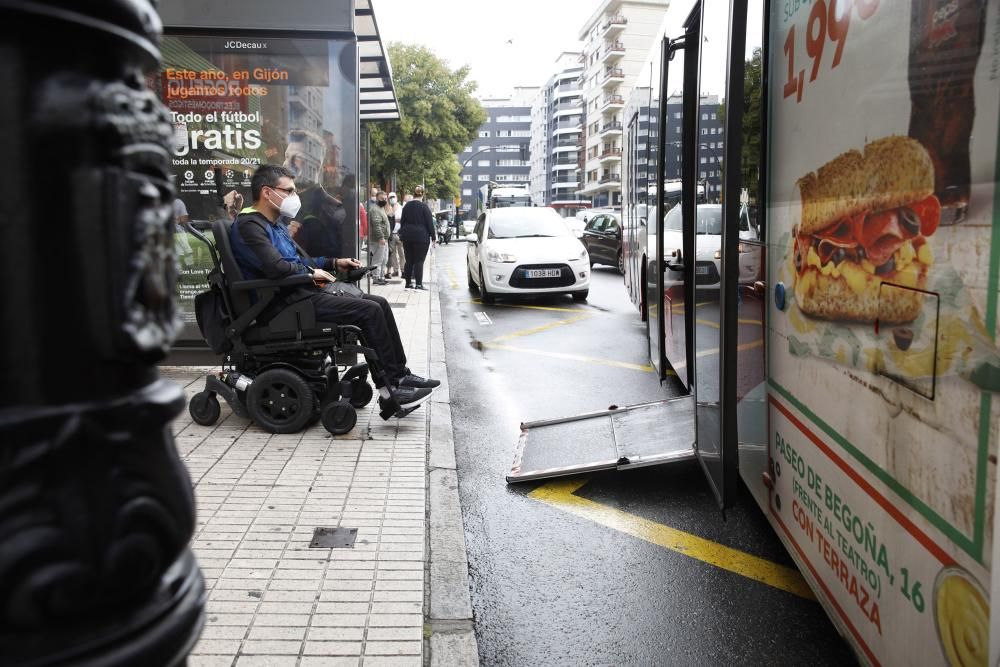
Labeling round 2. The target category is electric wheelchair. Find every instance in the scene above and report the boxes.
[185,219,407,436]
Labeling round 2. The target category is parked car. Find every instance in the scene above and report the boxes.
[580,210,623,274]
[466,207,590,303]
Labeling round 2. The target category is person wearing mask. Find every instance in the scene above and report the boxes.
[398,186,436,291]
[229,165,440,413]
[386,192,404,278]
[367,190,391,285]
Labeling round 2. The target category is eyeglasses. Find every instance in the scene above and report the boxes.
[269,186,296,195]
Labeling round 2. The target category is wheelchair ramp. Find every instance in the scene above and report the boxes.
[507,397,696,483]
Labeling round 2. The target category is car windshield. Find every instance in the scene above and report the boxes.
[662,205,722,234]
[488,209,572,239]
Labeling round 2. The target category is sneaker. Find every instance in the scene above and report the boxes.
[398,373,440,389]
[404,283,413,290]
[390,385,433,408]
[414,285,427,291]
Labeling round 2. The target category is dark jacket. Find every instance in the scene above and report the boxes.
[230,209,335,307]
[398,199,436,243]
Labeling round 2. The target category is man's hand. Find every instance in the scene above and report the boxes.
[311,268,337,285]
[335,258,362,271]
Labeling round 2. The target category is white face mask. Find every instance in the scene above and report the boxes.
[269,188,301,218]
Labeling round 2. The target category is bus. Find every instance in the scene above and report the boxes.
[520,1,1000,664]
[478,183,532,212]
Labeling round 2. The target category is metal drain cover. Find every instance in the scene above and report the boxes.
[310,527,357,548]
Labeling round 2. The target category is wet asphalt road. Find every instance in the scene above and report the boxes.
[431,239,857,666]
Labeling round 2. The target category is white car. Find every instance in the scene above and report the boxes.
[467,207,590,302]
[662,204,761,289]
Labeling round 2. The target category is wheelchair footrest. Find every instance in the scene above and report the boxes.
[377,396,418,420]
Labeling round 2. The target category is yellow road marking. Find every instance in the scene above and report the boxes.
[529,477,815,601]
[488,312,593,344]
[670,338,764,371]
[484,343,659,373]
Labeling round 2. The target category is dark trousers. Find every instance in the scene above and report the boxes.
[307,292,408,383]
[402,240,430,286]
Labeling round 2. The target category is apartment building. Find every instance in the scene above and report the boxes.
[632,93,725,199]
[457,87,538,219]
[576,0,669,208]
[529,52,587,216]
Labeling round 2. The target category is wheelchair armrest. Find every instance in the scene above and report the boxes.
[230,274,315,291]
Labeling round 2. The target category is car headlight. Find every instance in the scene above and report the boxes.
[487,249,517,263]
[570,249,587,262]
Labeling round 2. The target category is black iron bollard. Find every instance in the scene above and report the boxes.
[0,1,205,665]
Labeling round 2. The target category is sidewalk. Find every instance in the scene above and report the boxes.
[162,254,477,667]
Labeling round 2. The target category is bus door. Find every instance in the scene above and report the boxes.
[685,0,754,511]
[655,11,697,392]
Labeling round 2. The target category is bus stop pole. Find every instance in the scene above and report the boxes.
[0,1,205,664]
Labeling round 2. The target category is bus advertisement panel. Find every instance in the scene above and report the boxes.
[766,1,999,664]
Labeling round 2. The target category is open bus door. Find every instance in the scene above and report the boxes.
[508,2,747,504]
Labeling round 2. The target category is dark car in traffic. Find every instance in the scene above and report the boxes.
[580,210,623,274]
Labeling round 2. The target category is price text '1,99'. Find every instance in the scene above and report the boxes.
[782,0,880,103]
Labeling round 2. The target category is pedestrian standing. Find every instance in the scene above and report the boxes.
[398,186,436,290]
[387,192,404,278]
[367,190,391,285]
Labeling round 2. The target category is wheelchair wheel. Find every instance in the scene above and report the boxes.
[322,400,357,435]
[247,368,315,434]
[189,391,221,426]
[349,380,374,408]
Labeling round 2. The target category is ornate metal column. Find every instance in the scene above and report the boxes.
[0,1,205,665]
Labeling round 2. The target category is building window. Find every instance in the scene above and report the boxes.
[479,130,490,138]
[462,188,472,196]
[702,113,708,120]
[462,175,472,182]
[477,159,490,167]
[478,175,489,181]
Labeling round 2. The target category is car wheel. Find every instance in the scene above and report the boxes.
[479,267,496,304]
[467,264,476,291]
[572,290,589,302]
[617,249,625,275]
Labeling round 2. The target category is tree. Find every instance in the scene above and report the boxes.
[369,43,486,201]
[715,47,763,204]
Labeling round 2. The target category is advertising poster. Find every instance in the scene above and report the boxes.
[153,35,359,337]
[766,1,999,664]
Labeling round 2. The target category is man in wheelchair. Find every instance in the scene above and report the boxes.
[187,164,439,436]
[234,163,439,399]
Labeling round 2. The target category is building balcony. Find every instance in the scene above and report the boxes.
[601,67,624,90]
[599,121,623,138]
[601,13,627,36]
[601,95,624,111]
[601,41,625,64]
[599,148,622,164]
[599,173,621,185]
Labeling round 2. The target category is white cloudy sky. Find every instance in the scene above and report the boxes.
[371,0,596,97]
